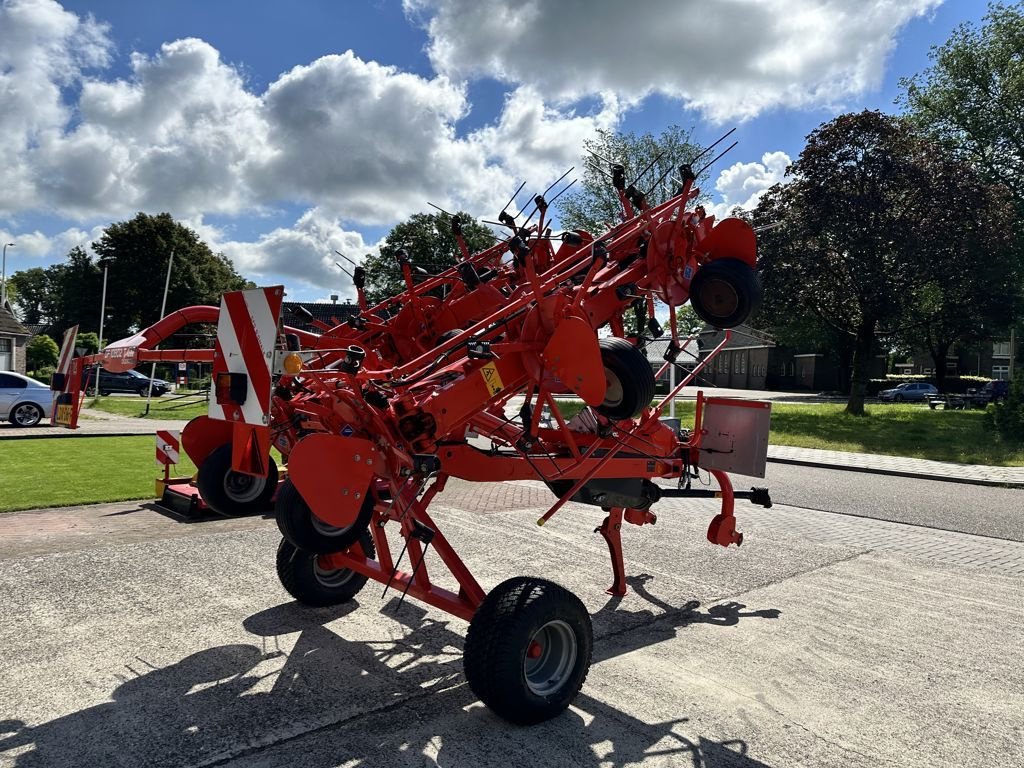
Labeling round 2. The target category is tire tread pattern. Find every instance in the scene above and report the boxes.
[276,533,374,606]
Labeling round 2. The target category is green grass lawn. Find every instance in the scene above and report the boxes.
[556,399,1024,466]
[0,436,199,513]
[765,402,1024,465]
[85,392,209,421]
[2,399,1020,514]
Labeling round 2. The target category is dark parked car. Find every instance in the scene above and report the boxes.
[82,368,171,397]
[967,379,1010,406]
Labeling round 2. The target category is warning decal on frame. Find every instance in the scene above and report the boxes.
[55,404,73,426]
[480,362,503,396]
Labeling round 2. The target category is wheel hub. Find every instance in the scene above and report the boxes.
[700,277,740,317]
[223,471,266,504]
[524,620,577,696]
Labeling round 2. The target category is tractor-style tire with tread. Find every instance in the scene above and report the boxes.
[463,576,593,725]
[276,534,375,607]
[596,337,655,421]
[275,478,375,554]
[196,443,279,517]
[689,258,762,329]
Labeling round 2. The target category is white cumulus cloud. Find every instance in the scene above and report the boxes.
[214,209,378,297]
[708,151,790,219]
[406,0,942,122]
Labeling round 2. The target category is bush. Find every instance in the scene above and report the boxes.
[985,372,1024,443]
[26,334,59,372]
[30,366,55,385]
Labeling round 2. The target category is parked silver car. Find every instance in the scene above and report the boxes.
[878,382,938,402]
[0,371,53,426]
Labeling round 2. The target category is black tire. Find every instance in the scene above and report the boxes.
[595,337,655,420]
[689,258,762,329]
[99,390,110,397]
[894,394,904,403]
[275,478,375,554]
[196,443,279,517]
[276,533,374,607]
[464,577,593,725]
[10,402,43,427]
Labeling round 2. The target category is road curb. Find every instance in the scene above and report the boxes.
[0,431,160,440]
[767,456,1024,489]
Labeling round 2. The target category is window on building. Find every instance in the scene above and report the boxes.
[993,341,1011,357]
[993,365,1010,381]
[0,338,11,371]
[787,362,795,377]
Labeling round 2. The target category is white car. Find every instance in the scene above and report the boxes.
[0,371,54,427]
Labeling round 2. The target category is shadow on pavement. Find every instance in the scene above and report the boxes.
[591,573,781,664]
[0,584,780,768]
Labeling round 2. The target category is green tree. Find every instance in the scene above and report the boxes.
[26,334,59,373]
[558,126,708,233]
[8,267,58,326]
[892,150,1020,391]
[76,332,101,355]
[754,111,942,415]
[92,213,251,339]
[52,247,103,341]
[8,251,102,340]
[900,2,1024,206]
[363,211,497,305]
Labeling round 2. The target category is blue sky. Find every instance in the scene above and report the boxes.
[0,0,990,304]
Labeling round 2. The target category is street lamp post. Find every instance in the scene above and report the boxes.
[1,243,14,307]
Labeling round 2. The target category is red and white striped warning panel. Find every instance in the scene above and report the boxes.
[156,430,181,466]
[55,325,78,379]
[51,325,78,427]
[209,286,284,426]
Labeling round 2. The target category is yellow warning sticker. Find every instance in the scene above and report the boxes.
[480,362,504,395]
[55,404,73,426]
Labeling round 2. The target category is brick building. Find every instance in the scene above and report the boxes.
[0,300,29,374]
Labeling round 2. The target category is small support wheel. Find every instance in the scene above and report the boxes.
[463,577,593,725]
[595,337,655,420]
[275,478,374,554]
[276,533,374,606]
[196,443,278,517]
[689,258,762,328]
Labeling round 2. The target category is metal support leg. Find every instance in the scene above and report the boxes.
[596,507,627,596]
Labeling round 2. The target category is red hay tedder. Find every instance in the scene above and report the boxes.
[52,160,772,725]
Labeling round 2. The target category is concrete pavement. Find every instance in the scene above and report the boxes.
[0,480,1021,767]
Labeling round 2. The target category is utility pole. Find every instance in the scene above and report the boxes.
[1,243,14,307]
[92,265,108,397]
[145,250,174,414]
